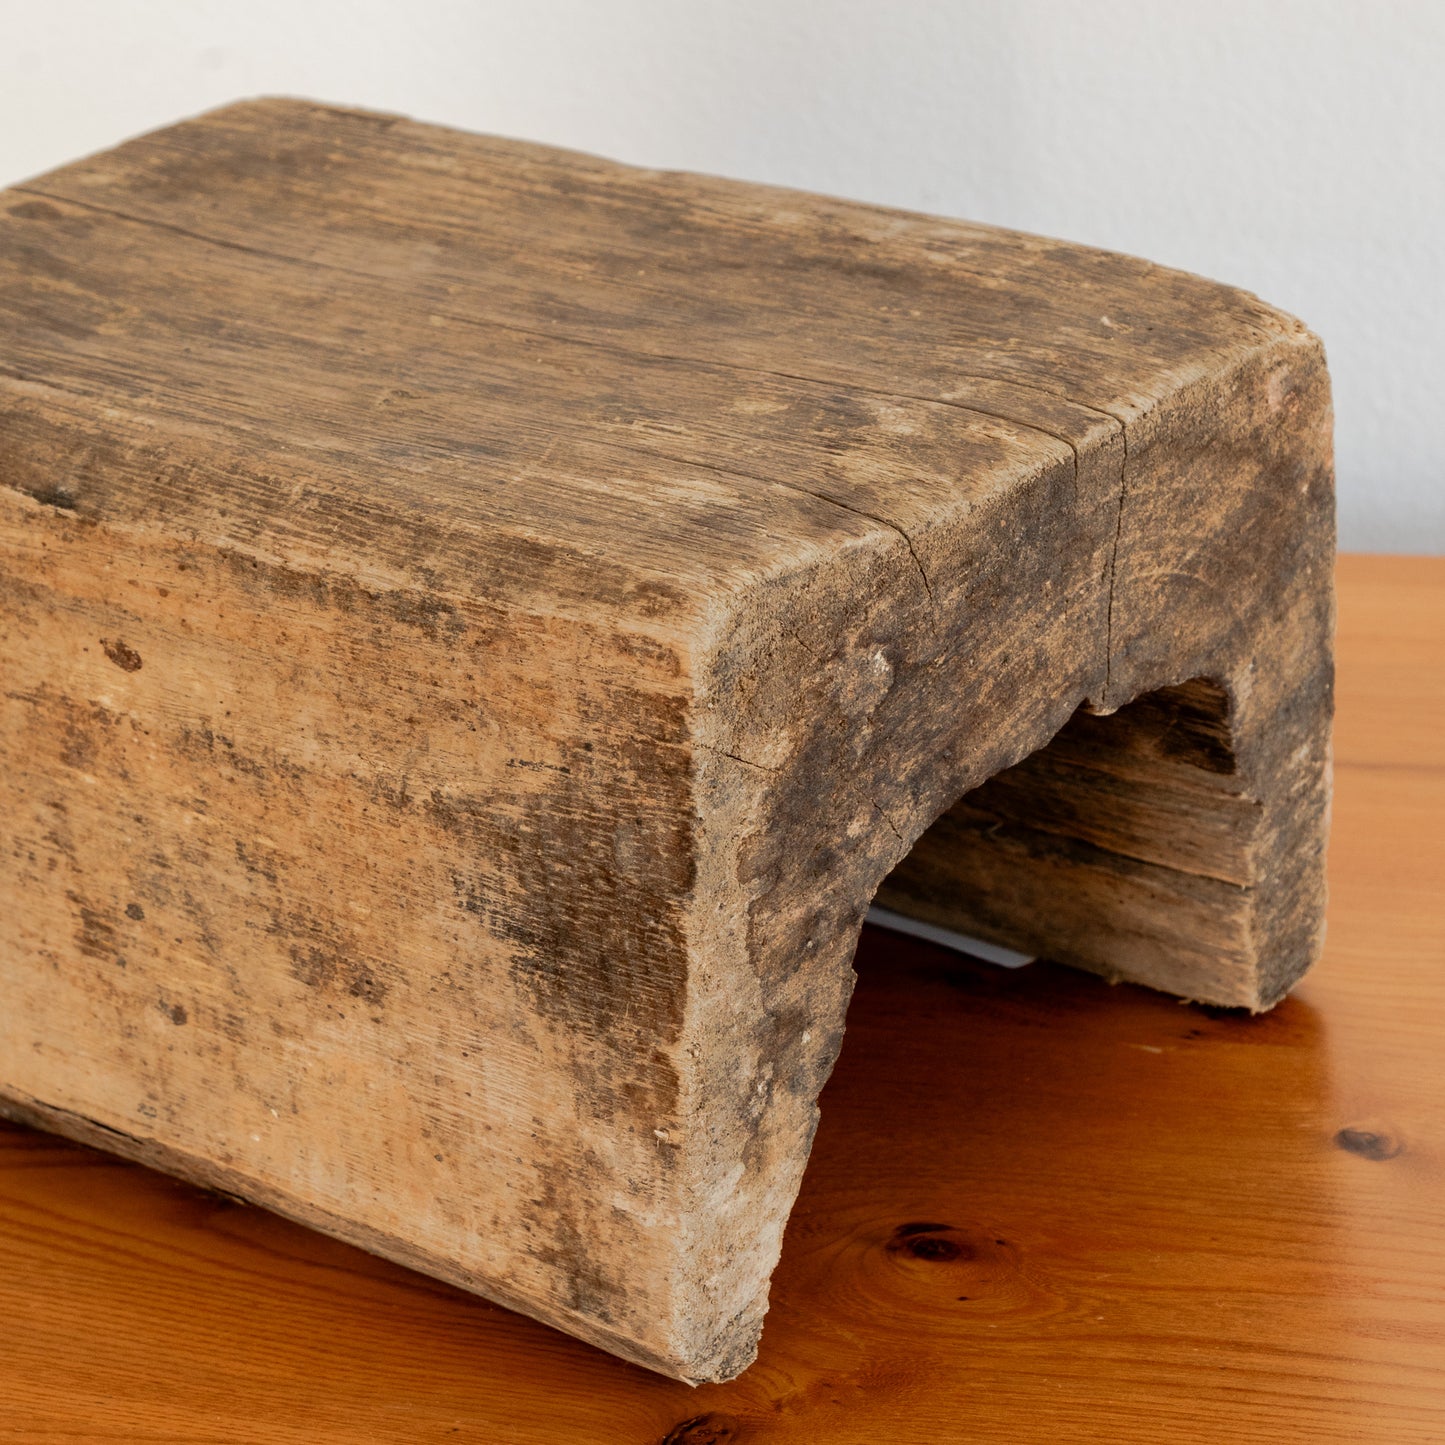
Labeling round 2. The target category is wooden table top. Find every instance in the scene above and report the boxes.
[4,553,1441,1444]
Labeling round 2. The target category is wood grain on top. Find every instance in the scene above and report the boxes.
[0,97,1304,623]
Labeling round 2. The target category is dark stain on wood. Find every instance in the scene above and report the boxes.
[99,639,143,673]
[661,1415,743,1445]
[1334,1126,1403,1161]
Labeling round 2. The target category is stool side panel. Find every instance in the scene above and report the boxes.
[0,490,704,1370]
[664,328,1334,1372]
[879,333,1335,1009]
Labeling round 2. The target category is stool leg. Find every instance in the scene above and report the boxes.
[669,330,1334,1380]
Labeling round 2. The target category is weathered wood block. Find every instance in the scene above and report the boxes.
[0,101,1333,1381]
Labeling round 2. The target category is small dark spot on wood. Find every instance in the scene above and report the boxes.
[289,943,387,1006]
[69,893,118,960]
[8,198,64,222]
[902,1234,965,1262]
[661,1414,741,1445]
[505,757,571,775]
[161,1001,188,1025]
[101,638,143,672]
[235,838,279,884]
[30,485,77,510]
[125,902,146,921]
[887,1222,972,1262]
[1334,1126,1403,1161]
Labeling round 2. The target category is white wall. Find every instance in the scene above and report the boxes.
[2,0,1440,551]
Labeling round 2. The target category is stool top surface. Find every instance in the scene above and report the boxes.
[0,98,1303,634]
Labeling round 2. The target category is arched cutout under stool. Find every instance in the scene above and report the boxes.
[881,677,1323,1009]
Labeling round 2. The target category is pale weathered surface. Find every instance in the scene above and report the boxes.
[0,99,1333,1381]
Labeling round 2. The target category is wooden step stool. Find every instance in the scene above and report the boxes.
[0,100,1333,1382]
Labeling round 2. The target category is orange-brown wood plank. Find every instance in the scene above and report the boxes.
[2,550,1441,1441]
